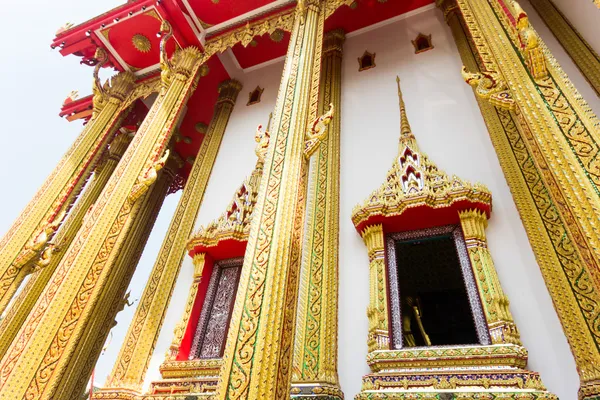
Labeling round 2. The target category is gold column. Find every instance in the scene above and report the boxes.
[0,132,133,357]
[0,39,206,399]
[361,224,389,353]
[292,29,344,399]
[57,152,179,399]
[440,0,600,396]
[0,66,134,310]
[215,1,327,398]
[527,0,600,96]
[459,209,520,345]
[166,252,207,360]
[101,78,241,394]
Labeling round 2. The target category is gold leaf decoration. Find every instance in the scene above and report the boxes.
[132,34,152,53]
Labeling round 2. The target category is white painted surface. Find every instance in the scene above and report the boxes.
[139,6,581,399]
[521,0,600,116]
[548,0,600,56]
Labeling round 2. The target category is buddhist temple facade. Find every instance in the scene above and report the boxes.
[1,0,600,399]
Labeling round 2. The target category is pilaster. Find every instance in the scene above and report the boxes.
[0,68,135,313]
[291,28,344,400]
[447,0,600,396]
[166,252,207,361]
[57,151,178,399]
[0,131,133,357]
[459,209,520,345]
[214,1,328,398]
[99,78,242,395]
[0,39,205,398]
[362,224,389,353]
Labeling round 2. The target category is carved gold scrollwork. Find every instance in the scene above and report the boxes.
[514,2,548,80]
[159,21,174,92]
[92,48,110,118]
[12,209,66,270]
[462,67,516,110]
[128,149,170,203]
[304,103,334,159]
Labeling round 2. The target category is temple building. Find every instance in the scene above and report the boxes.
[1,0,600,399]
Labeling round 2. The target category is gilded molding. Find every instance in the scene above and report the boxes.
[164,253,207,361]
[361,224,390,352]
[292,28,344,397]
[214,3,327,399]
[459,209,521,345]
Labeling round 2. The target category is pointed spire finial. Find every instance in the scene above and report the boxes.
[396,76,417,149]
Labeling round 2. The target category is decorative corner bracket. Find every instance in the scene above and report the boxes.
[304,103,334,159]
[128,149,171,203]
[462,67,516,110]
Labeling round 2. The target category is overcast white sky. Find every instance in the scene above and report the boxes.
[0,0,183,388]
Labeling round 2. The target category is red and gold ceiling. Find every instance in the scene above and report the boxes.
[55,0,433,179]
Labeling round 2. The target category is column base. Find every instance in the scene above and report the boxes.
[580,380,600,400]
[356,344,556,400]
[94,359,222,400]
[291,382,344,399]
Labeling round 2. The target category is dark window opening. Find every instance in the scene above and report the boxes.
[247,86,263,106]
[358,51,376,71]
[394,233,479,347]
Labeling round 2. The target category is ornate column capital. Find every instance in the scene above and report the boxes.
[361,224,384,258]
[106,72,136,101]
[323,28,345,55]
[458,209,488,244]
[435,0,460,22]
[192,252,207,279]
[216,79,243,106]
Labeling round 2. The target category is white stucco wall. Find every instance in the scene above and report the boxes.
[138,5,581,399]
[546,0,600,56]
[521,0,600,116]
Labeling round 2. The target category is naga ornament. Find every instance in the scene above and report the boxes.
[304,103,334,159]
[462,67,516,111]
[129,149,171,203]
[159,20,174,91]
[13,209,66,269]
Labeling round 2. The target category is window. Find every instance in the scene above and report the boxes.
[357,50,376,71]
[411,33,434,54]
[247,86,264,106]
[386,225,490,349]
[189,258,243,359]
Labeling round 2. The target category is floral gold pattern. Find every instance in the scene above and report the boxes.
[132,34,152,53]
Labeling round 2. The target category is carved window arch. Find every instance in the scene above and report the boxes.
[358,50,376,71]
[247,86,264,106]
[411,33,434,54]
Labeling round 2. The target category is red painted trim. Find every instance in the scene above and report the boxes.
[177,254,215,360]
[354,201,491,234]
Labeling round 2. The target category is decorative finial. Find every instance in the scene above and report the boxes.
[396,76,416,148]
